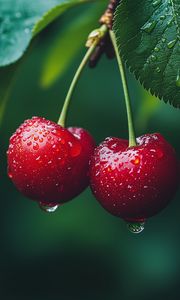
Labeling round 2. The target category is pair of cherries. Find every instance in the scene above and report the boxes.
[7,117,179,232]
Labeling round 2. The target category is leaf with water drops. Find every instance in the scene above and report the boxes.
[113,0,180,107]
[0,0,92,66]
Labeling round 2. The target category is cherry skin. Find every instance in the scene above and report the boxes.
[7,116,95,208]
[90,133,179,231]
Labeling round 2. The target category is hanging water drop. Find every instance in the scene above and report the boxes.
[39,202,59,213]
[126,221,145,234]
[141,21,157,33]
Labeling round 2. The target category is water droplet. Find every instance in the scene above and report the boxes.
[52,129,57,135]
[162,37,166,43]
[39,202,59,213]
[8,171,13,179]
[15,12,22,19]
[141,20,157,33]
[24,28,30,34]
[176,70,180,87]
[27,141,32,146]
[152,0,161,7]
[156,67,161,73]
[33,142,39,150]
[154,47,160,52]
[70,143,82,157]
[151,55,157,61]
[160,15,166,20]
[34,135,39,141]
[131,156,140,165]
[126,221,145,234]
[167,39,177,49]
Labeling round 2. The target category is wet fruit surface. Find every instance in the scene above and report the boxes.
[90,133,179,221]
[7,117,95,206]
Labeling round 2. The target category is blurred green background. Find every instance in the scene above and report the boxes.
[0,2,180,300]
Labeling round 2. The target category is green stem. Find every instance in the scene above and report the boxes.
[109,30,137,147]
[58,25,107,127]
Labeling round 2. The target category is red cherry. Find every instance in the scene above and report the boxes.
[90,133,179,232]
[7,117,95,210]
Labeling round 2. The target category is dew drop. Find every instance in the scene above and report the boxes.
[151,54,157,61]
[156,67,161,73]
[176,70,180,87]
[24,28,30,34]
[33,142,39,150]
[162,37,166,43]
[39,202,59,213]
[27,141,32,146]
[8,171,13,179]
[126,221,145,234]
[34,135,39,141]
[52,129,57,135]
[141,20,157,33]
[160,15,166,20]
[154,47,160,52]
[15,12,22,19]
[167,39,177,49]
[152,0,161,7]
[131,156,140,165]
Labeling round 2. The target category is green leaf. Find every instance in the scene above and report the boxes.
[40,4,103,88]
[113,0,180,108]
[0,0,91,67]
[32,0,92,36]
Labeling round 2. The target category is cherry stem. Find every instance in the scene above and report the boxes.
[109,30,137,147]
[58,25,108,127]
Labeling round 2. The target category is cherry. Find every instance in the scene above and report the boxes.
[90,133,179,232]
[7,116,95,211]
